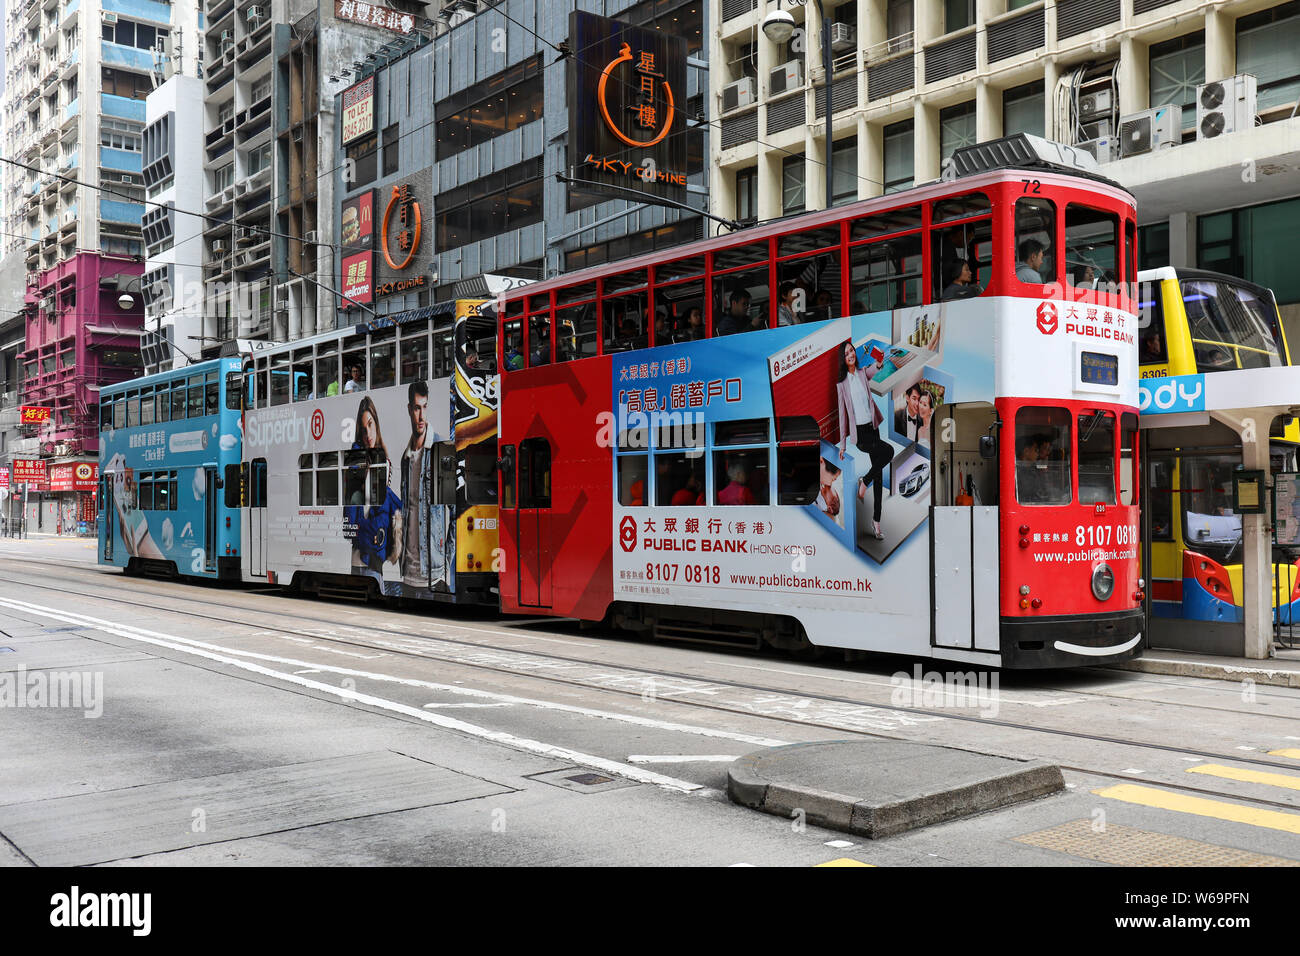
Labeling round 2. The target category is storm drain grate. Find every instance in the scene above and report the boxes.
[567,773,615,786]
[527,768,637,794]
[1014,819,1300,866]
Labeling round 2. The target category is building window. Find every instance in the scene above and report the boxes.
[831,137,857,206]
[245,142,271,175]
[1197,196,1300,305]
[1003,81,1044,138]
[345,133,378,189]
[435,157,544,253]
[781,155,805,216]
[1149,33,1204,132]
[945,0,975,33]
[939,101,976,162]
[1236,1,1300,112]
[887,0,913,46]
[433,55,544,161]
[1138,222,1169,273]
[736,166,758,223]
[251,76,272,104]
[883,120,914,193]
[213,163,234,192]
[382,124,399,176]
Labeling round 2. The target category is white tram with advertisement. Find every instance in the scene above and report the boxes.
[495,136,1144,667]
[239,298,500,605]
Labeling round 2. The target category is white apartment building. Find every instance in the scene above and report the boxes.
[3,0,202,273]
[710,0,1300,324]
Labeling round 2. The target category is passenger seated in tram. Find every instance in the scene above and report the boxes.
[676,306,705,342]
[807,289,834,322]
[941,259,982,300]
[717,457,756,506]
[777,282,799,327]
[654,310,673,344]
[717,288,758,336]
[1016,239,1047,283]
[670,470,705,506]
[344,364,365,393]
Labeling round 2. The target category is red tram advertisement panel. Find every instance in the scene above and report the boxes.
[497,138,1143,667]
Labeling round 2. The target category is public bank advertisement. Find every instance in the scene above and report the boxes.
[243,374,454,598]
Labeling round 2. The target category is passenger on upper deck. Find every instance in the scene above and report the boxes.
[942,259,982,300]
[777,282,798,327]
[676,306,705,342]
[718,288,753,336]
[344,364,365,393]
[1016,239,1047,284]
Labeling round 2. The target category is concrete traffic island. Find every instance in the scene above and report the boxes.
[727,740,1065,839]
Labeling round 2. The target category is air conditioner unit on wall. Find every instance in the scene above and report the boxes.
[1078,88,1113,123]
[769,60,803,96]
[1078,137,1117,164]
[1119,106,1180,157]
[829,22,856,53]
[1197,74,1257,140]
[101,12,117,23]
[721,77,755,112]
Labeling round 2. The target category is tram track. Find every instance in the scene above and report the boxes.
[2,556,1300,814]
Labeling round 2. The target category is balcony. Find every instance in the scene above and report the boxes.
[100,93,145,122]
[61,97,78,124]
[99,198,143,225]
[99,147,143,173]
[100,41,154,72]
[61,0,79,22]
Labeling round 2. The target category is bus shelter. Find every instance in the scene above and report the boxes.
[1139,366,1300,659]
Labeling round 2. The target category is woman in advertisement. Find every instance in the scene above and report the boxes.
[836,340,892,540]
[344,396,404,576]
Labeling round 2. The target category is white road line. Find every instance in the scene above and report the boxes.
[422,702,514,710]
[626,754,744,764]
[0,596,706,793]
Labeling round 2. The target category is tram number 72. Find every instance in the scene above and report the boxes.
[1020,179,1042,193]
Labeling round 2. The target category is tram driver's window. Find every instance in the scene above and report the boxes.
[1014,407,1072,506]
[1077,410,1116,505]
[1149,459,1173,540]
[1014,198,1055,286]
[1064,205,1119,291]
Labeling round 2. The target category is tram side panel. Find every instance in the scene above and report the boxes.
[242,379,464,599]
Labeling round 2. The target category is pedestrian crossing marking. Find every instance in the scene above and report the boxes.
[815,857,874,867]
[1094,784,1300,835]
[1187,763,1300,791]
[1013,819,1300,867]
[1269,749,1300,761]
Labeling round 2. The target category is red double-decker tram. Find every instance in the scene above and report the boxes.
[495,137,1143,667]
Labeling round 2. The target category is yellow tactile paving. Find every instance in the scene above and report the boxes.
[815,858,874,867]
[1187,763,1300,791]
[1013,818,1300,866]
[1095,783,1300,835]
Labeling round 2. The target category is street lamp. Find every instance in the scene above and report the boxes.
[762,0,835,210]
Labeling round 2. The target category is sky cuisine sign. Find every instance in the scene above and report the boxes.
[567,11,689,210]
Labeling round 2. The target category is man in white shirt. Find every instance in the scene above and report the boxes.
[1016,239,1047,283]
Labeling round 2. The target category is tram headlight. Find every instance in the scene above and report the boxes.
[1091,563,1115,602]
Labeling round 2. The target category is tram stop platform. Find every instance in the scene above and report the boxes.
[1109,646,1300,688]
[726,740,1063,839]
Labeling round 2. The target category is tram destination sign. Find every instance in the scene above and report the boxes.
[566,10,690,210]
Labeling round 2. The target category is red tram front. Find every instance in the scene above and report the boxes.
[495,141,1142,667]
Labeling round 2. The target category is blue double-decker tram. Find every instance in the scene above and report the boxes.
[97,358,245,580]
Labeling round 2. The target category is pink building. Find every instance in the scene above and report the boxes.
[19,252,142,529]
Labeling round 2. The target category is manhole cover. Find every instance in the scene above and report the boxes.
[526,768,637,794]
[567,773,614,786]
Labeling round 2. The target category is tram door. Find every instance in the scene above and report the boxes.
[102,471,114,561]
[516,436,553,608]
[247,457,268,578]
[203,465,218,573]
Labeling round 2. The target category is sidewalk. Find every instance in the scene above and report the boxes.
[1109,647,1300,688]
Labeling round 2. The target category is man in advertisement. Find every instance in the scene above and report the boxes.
[400,381,446,593]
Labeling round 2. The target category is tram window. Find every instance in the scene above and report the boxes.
[714,449,769,506]
[170,385,185,421]
[298,455,313,506]
[656,417,704,452]
[1182,278,1284,372]
[156,472,172,512]
[1138,283,1167,365]
[932,193,990,223]
[138,472,154,511]
[1064,205,1118,291]
[850,205,922,242]
[343,450,368,505]
[205,373,220,414]
[501,444,516,509]
[655,451,705,506]
[316,452,339,506]
[850,235,923,312]
[99,402,110,431]
[656,255,705,282]
[618,455,648,506]
[342,347,367,392]
[776,444,820,505]
[432,325,455,378]
[225,464,241,509]
[656,280,706,342]
[778,226,841,258]
[1014,198,1055,285]
[518,437,551,509]
[556,280,597,307]
[934,219,992,301]
[1126,219,1137,299]
[712,241,768,273]
[140,389,156,426]
[225,371,243,410]
[464,439,498,504]
[557,302,598,361]
[1149,459,1173,540]
[1077,410,1116,505]
[465,315,497,374]
[156,388,169,423]
[316,349,340,397]
[502,319,523,370]
[187,376,205,417]
[367,452,388,508]
[714,269,769,335]
[618,422,648,451]
[371,332,397,390]
[269,357,290,406]
[717,419,770,445]
[528,313,552,367]
[400,329,429,383]
[777,253,841,322]
[126,393,139,428]
[1015,407,1072,506]
[1119,412,1137,507]
[113,397,126,430]
[604,269,648,295]
[603,292,649,352]
[292,351,313,401]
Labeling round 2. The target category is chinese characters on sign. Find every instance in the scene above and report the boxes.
[341,252,374,306]
[341,76,375,144]
[19,406,51,425]
[380,182,422,270]
[12,459,46,485]
[334,0,417,36]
